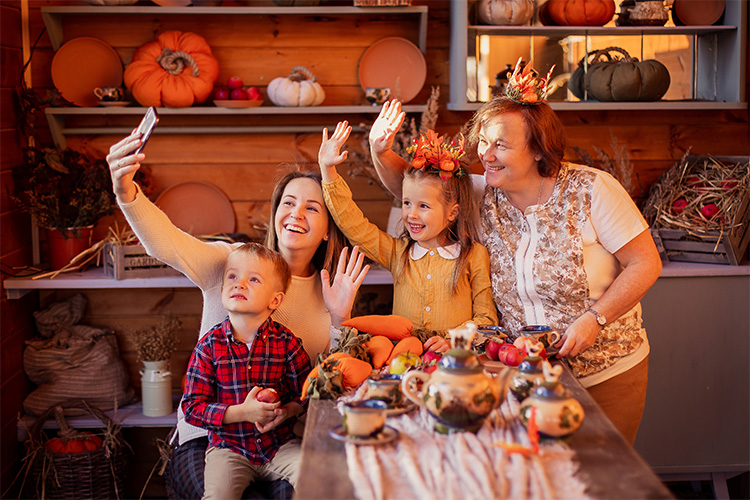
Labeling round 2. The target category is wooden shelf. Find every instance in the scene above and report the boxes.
[467,24,737,37]
[3,266,394,299]
[448,100,749,112]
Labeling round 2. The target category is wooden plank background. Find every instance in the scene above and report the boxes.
[17,0,750,394]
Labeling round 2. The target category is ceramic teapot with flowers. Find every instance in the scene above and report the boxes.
[402,323,514,433]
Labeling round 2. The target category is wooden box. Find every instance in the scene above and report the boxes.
[650,185,750,265]
[103,244,181,280]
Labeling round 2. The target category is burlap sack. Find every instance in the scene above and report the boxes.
[23,294,135,416]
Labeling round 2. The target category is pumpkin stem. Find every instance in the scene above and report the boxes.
[592,47,638,64]
[289,65,318,83]
[157,47,201,77]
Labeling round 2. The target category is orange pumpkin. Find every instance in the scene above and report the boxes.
[124,31,220,108]
[546,0,615,26]
[45,432,103,454]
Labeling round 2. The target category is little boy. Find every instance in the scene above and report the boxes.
[182,243,311,500]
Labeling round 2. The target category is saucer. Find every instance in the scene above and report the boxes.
[386,401,417,416]
[98,100,130,107]
[328,425,399,445]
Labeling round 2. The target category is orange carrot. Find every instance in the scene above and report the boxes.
[386,336,424,364]
[367,335,395,369]
[335,356,373,388]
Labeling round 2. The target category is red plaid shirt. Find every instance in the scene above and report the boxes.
[182,316,311,464]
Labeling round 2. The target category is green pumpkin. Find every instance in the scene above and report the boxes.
[572,47,670,102]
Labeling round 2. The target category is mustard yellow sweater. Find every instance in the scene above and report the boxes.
[323,176,497,331]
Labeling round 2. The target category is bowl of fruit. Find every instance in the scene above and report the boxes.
[213,75,263,108]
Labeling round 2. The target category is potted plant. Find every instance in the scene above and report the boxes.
[11,145,115,270]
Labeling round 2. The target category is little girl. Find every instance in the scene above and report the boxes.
[318,121,498,352]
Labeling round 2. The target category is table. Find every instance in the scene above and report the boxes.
[296,367,673,499]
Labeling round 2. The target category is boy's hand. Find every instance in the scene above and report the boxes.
[318,121,351,182]
[369,100,404,156]
[241,386,280,426]
[255,402,303,434]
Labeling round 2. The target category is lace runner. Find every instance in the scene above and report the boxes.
[337,385,590,500]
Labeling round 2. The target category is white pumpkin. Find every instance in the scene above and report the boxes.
[267,66,325,107]
[477,0,535,25]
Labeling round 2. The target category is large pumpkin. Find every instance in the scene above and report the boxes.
[124,31,220,108]
[45,431,103,454]
[267,66,325,107]
[546,0,615,26]
[477,0,535,25]
[572,47,671,101]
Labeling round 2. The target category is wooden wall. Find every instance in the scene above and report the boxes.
[0,1,38,494]
[1,0,748,492]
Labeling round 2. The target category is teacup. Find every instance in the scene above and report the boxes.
[343,399,387,438]
[519,325,561,348]
[365,87,391,105]
[94,86,124,102]
[366,374,403,407]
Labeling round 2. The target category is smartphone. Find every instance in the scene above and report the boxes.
[134,106,159,155]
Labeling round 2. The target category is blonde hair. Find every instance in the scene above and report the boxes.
[228,242,292,293]
[396,168,479,294]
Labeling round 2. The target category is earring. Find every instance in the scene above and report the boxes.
[323,234,329,241]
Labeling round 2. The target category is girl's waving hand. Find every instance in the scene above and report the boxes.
[319,120,352,182]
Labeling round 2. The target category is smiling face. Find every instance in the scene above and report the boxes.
[401,175,458,249]
[221,251,284,316]
[273,176,330,257]
[476,112,542,193]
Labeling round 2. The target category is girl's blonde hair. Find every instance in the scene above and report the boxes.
[395,168,479,294]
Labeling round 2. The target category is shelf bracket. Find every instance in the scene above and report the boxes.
[46,112,66,149]
[41,10,63,51]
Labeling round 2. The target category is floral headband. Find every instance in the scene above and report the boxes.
[505,57,555,105]
[406,130,466,181]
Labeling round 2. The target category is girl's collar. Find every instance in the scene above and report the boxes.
[410,242,461,261]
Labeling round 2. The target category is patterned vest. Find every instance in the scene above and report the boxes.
[481,164,644,378]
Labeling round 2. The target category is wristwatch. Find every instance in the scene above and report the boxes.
[587,308,607,328]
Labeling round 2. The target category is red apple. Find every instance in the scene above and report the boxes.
[247,86,263,101]
[214,86,230,101]
[700,203,719,219]
[503,348,526,367]
[722,178,738,190]
[257,388,280,403]
[227,76,244,89]
[230,88,248,100]
[485,339,501,361]
[672,198,688,215]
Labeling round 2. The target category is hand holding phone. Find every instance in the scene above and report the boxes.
[134,107,159,155]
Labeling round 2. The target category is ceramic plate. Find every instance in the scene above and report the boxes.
[386,401,417,417]
[358,37,426,104]
[155,182,235,236]
[98,101,130,107]
[51,37,123,107]
[673,0,724,26]
[214,100,263,108]
[328,425,399,445]
[477,353,508,373]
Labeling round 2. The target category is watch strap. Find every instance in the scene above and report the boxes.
[587,308,606,327]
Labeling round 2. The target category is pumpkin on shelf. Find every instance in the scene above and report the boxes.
[570,46,671,102]
[123,31,220,108]
[45,431,103,454]
[545,0,615,26]
[267,66,325,107]
[476,0,535,26]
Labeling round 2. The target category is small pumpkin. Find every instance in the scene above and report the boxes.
[477,0,535,26]
[546,0,615,26]
[124,31,220,108]
[571,47,671,102]
[45,431,103,454]
[267,66,325,107]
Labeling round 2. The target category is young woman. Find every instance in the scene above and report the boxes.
[107,131,369,499]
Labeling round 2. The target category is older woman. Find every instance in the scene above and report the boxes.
[107,131,369,499]
[369,88,662,444]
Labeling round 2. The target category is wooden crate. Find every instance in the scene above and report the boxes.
[650,185,750,265]
[103,244,181,280]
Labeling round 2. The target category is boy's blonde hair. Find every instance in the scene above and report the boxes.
[228,242,292,293]
[396,168,479,294]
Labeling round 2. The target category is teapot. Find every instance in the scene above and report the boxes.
[519,362,585,437]
[401,323,514,433]
[509,339,546,401]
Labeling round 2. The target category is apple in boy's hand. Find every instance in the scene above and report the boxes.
[227,76,244,89]
[230,88,248,100]
[256,388,280,403]
[214,86,230,101]
[247,86,262,101]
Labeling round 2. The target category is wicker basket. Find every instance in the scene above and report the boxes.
[22,400,129,500]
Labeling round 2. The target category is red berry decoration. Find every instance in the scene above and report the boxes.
[672,198,688,214]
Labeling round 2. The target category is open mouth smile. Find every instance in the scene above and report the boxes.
[284,223,307,234]
[230,293,247,301]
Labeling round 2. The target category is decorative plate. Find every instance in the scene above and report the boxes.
[386,401,417,417]
[673,0,725,26]
[477,353,508,373]
[97,100,131,107]
[214,100,263,108]
[357,37,426,104]
[51,37,123,107]
[155,182,236,236]
[328,425,399,445]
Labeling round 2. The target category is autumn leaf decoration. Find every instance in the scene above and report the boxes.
[505,57,555,106]
[406,129,467,181]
